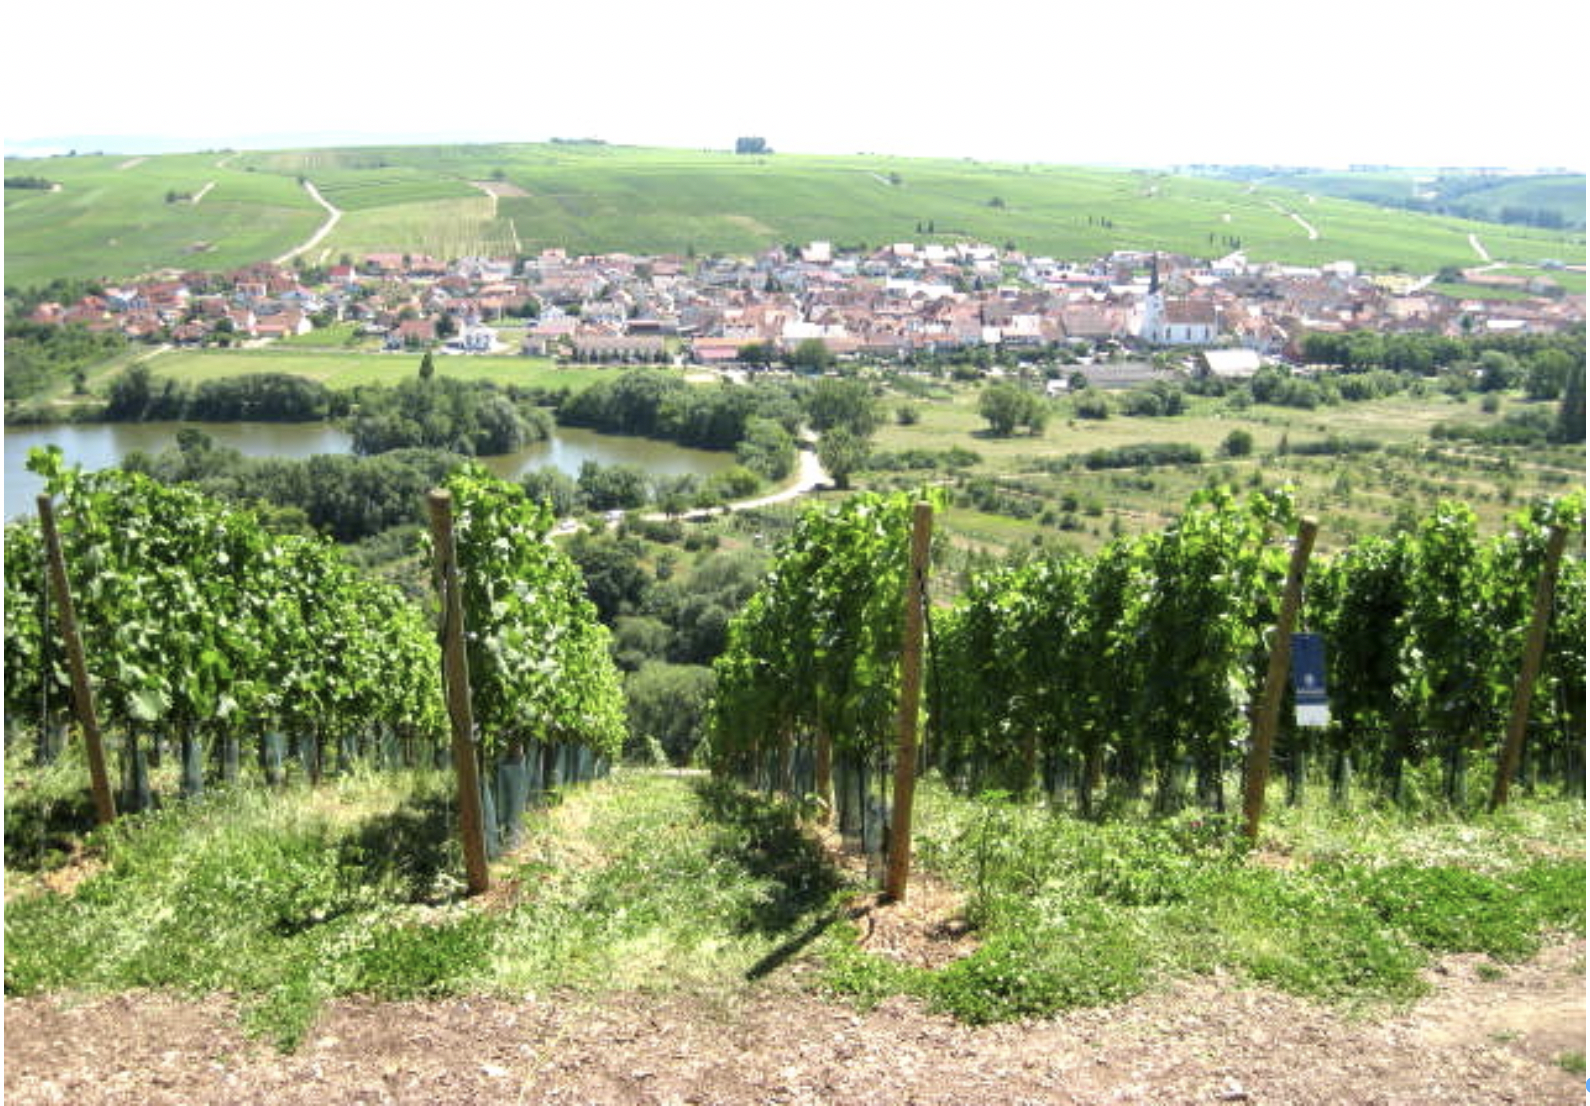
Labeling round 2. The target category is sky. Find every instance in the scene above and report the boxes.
[3,0,1585,171]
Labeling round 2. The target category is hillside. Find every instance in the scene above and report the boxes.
[1249,168,1586,233]
[6,143,1584,287]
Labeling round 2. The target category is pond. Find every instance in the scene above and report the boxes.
[4,421,737,519]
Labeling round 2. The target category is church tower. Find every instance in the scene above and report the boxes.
[1139,251,1166,344]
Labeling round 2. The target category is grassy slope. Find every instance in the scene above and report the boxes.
[8,144,1584,286]
[4,153,323,282]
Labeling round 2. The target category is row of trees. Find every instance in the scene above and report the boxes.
[348,373,552,456]
[937,490,1585,810]
[120,432,464,543]
[106,365,341,422]
[709,492,933,798]
[556,369,803,460]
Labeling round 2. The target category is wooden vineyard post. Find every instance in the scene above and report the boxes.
[36,495,117,826]
[884,500,933,903]
[1242,516,1318,843]
[427,489,491,896]
[1489,524,1567,812]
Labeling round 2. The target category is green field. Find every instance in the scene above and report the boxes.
[8,143,1584,287]
[133,347,617,392]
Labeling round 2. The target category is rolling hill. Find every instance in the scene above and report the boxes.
[5,142,1585,288]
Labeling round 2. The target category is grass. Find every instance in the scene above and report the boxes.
[130,347,621,392]
[5,753,1582,1048]
[3,760,845,1050]
[817,775,1584,1023]
[860,381,1584,558]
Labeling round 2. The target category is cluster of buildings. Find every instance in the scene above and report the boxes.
[27,240,1585,368]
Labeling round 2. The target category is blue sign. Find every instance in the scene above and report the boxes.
[1291,632,1330,727]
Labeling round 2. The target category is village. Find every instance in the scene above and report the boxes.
[24,238,1586,386]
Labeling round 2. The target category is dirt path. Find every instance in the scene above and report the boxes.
[6,939,1582,1104]
[1267,200,1319,241]
[274,180,342,266]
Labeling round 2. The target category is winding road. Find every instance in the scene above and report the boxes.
[275,180,342,266]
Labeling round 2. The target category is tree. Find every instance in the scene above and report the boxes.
[1555,360,1585,444]
[789,338,835,373]
[736,341,778,368]
[625,662,716,764]
[805,377,878,437]
[736,417,797,481]
[817,427,869,490]
[978,382,1047,436]
[419,351,436,381]
[1221,428,1255,457]
[1525,348,1572,400]
[1478,351,1520,392]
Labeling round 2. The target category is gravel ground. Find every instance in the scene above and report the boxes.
[6,938,1582,1105]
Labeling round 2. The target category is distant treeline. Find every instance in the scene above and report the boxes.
[101,365,555,456]
[1299,327,1585,375]
[556,369,805,480]
[119,431,764,545]
[121,434,466,543]
[3,320,125,402]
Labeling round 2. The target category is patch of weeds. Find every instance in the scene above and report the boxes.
[1222,867,1429,1002]
[239,962,333,1052]
[1475,961,1507,982]
[1555,1050,1586,1076]
[1330,858,1585,962]
[3,742,100,874]
[816,920,927,1011]
[927,902,1146,1024]
[351,912,494,999]
[825,779,1583,1025]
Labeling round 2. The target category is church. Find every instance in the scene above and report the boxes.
[1137,255,1221,346]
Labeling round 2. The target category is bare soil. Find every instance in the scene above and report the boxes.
[6,938,1583,1105]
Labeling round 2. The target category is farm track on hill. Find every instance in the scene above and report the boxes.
[5,938,1582,1104]
[274,180,342,266]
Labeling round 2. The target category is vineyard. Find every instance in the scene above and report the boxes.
[711,486,1585,823]
[3,453,1585,1091]
[4,449,623,845]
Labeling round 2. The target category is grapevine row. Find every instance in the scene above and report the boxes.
[3,450,625,834]
[710,486,1585,816]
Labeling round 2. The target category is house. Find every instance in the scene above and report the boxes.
[446,325,500,354]
[1060,303,1128,342]
[689,337,749,365]
[386,318,438,348]
[254,310,313,340]
[570,333,666,362]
